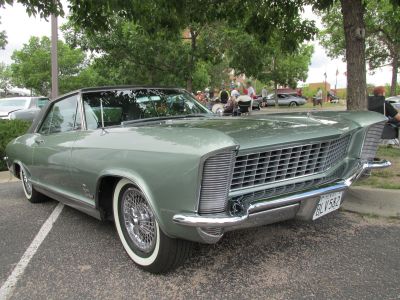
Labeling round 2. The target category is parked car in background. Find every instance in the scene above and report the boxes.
[386,96,400,111]
[0,96,50,121]
[5,86,390,273]
[265,93,307,107]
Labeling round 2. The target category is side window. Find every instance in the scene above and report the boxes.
[38,95,80,135]
[37,98,50,109]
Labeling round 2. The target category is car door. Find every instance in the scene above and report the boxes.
[31,94,82,195]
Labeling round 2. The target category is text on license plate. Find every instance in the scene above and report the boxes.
[312,192,343,220]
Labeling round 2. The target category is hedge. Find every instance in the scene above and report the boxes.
[0,120,31,171]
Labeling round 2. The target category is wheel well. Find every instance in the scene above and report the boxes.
[14,163,21,179]
[97,176,121,221]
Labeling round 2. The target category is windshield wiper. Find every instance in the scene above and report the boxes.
[121,114,209,126]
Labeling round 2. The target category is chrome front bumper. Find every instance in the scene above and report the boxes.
[173,159,391,232]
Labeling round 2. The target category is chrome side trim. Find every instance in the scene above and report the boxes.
[173,159,390,228]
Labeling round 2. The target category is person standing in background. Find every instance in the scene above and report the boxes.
[314,88,323,107]
[219,87,229,104]
[261,86,268,99]
[246,81,256,99]
[261,86,268,107]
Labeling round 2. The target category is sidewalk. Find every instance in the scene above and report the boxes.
[342,186,400,218]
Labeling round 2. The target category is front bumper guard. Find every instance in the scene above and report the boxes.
[173,159,391,229]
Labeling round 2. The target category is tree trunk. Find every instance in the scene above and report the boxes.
[186,28,197,92]
[340,0,367,111]
[390,54,398,96]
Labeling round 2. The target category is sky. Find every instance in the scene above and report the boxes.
[0,3,394,89]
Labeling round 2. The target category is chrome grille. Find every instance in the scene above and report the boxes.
[230,165,345,206]
[198,151,235,214]
[231,135,351,190]
[361,122,385,160]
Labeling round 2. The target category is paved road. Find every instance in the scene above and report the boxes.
[1,181,399,300]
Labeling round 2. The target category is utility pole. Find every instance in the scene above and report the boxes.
[51,12,58,99]
[324,71,327,102]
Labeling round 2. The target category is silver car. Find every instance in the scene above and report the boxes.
[266,93,307,107]
[0,96,50,121]
[386,96,400,111]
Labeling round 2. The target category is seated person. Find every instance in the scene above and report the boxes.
[369,86,400,125]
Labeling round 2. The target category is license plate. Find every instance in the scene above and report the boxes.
[312,192,343,220]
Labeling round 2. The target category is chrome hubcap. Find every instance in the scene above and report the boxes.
[122,187,157,253]
[22,170,32,196]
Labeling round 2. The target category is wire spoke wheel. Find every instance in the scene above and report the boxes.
[21,169,32,197]
[121,187,157,254]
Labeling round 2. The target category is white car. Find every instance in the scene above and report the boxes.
[386,96,400,111]
[0,96,49,121]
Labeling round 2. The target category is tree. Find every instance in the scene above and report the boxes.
[0,17,6,49]
[62,19,191,87]
[258,42,313,106]
[10,36,96,95]
[314,0,400,110]
[0,63,12,95]
[0,0,63,18]
[63,1,316,91]
[319,0,400,97]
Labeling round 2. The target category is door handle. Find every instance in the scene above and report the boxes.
[34,138,44,144]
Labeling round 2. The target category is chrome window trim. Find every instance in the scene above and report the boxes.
[34,92,81,134]
[77,91,87,131]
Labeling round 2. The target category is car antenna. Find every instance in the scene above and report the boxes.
[100,98,108,135]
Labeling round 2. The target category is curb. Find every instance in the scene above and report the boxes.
[342,186,400,218]
[0,171,19,184]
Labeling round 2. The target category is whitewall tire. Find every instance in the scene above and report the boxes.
[20,167,45,203]
[113,178,191,273]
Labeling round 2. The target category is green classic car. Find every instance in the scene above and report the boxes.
[4,86,390,273]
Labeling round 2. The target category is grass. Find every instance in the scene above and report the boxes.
[356,146,400,190]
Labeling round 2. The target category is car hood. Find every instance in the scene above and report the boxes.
[134,111,386,150]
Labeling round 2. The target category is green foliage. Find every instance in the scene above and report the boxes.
[0,17,6,49]
[258,41,314,89]
[63,19,190,88]
[0,63,12,95]
[0,119,31,171]
[192,61,210,92]
[319,0,400,95]
[301,85,318,99]
[0,0,64,18]
[10,36,97,96]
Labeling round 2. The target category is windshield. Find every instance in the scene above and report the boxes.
[82,88,211,129]
[0,98,29,108]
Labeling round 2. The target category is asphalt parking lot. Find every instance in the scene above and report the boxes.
[1,181,400,300]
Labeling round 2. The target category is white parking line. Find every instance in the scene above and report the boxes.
[0,202,64,300]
